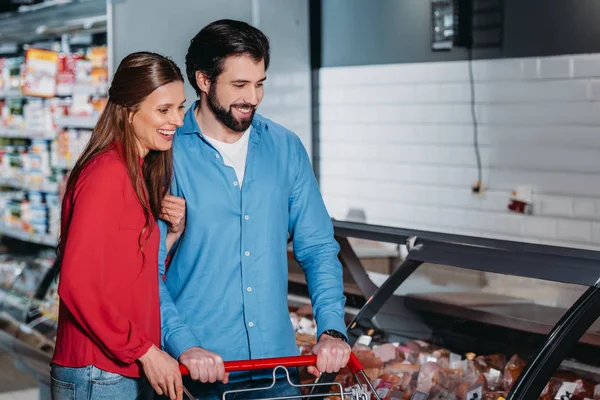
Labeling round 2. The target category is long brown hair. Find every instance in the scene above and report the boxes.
[57,52,183,265]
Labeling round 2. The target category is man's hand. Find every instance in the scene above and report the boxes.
[138,345,183,400]
[179,347,229,384]
[307,333,351,378]
[160,194,186,234]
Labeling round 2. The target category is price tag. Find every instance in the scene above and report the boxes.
[449,352,462,365]
[554,382,577,400]
[390,390,405,400]
[411,391,428,400]
[375,380,393,399]
[466,382,484,400]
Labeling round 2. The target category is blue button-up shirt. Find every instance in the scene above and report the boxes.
[158,102,347,379]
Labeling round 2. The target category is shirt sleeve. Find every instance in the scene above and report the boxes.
[57,159,153,364]
[158,174,202,360]
[288,136,348,339]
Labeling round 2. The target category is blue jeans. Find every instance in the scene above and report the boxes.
[179,372,302,400]
[51,364,153,400]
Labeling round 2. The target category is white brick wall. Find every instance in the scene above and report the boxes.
[317,54,600,249]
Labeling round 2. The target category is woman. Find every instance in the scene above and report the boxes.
[51,52,186,400]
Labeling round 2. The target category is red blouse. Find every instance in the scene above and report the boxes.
[52,146,160,378]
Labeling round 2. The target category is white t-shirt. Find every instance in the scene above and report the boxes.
[204,128,250,188]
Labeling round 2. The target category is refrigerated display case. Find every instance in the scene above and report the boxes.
[313,220,600,400]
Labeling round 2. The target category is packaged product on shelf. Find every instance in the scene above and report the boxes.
[22,191,48,234]
[4,98,25,129]
[54,129,91,169]
[87,46,108,91]
[23,98,54,132]
[0,58,5,93]
[74,58,93,86]
[25,139,52,187]
[0,99,4,126]
[70,93,94,116]
[22,48,59,98]
[45,192,60,237]
[0,57,24,95]
[56,52,82,97]
[2,143,27,180]
[1,144,14,178]
[0,191,19,221]
[87,46,108,69]
[4,199,21,228]
[91,96,108,115]
[0,255,25,290]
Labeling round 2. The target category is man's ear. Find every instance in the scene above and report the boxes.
[196,71,211,94]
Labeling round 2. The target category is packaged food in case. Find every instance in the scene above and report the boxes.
[477,354,507,372]
[502,354,527,391]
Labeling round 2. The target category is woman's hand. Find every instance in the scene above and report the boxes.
[138,345,183,400]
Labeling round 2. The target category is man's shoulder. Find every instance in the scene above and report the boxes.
[254,113,300,143]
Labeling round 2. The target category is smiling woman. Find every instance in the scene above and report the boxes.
[50,52,187,400]
[130,81,185,155]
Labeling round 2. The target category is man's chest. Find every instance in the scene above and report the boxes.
[172,142,293,224]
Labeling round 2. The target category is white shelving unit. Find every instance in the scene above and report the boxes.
[0,128,57,140]
[0,178,59,194]
[54,115,98,130]
[0,223,57,247]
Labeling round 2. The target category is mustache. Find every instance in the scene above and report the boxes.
[231,103,256,109]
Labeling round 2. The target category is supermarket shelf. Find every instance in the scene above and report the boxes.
[1,83,107,100]
[0,90,24,99]
[55,115,97,129]
[0,325,52,387]
[0,224,56,247]
[0,179,58,193]
[0,128,57,140]
[0,289,31,315]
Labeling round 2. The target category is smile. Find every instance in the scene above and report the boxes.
[233,105,253,114]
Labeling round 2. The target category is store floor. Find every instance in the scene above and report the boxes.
[0,351,38,399]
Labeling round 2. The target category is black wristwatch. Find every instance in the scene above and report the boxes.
[320,329,347,342]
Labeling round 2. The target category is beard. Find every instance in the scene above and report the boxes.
[207,84,255,132]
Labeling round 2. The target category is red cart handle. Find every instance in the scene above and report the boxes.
[179,352,363,375]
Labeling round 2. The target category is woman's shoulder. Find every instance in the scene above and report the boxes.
[78,146,128,185]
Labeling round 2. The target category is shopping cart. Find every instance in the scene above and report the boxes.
[179,353,382,400]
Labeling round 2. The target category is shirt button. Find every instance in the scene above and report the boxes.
[247,287,252,292]
[248,322,254,327]
[233,181,239,186]
[245,251,250,257]
[244,215,249,220]
[215,153,220,159]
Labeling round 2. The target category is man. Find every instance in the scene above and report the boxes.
[158,19,350,399]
